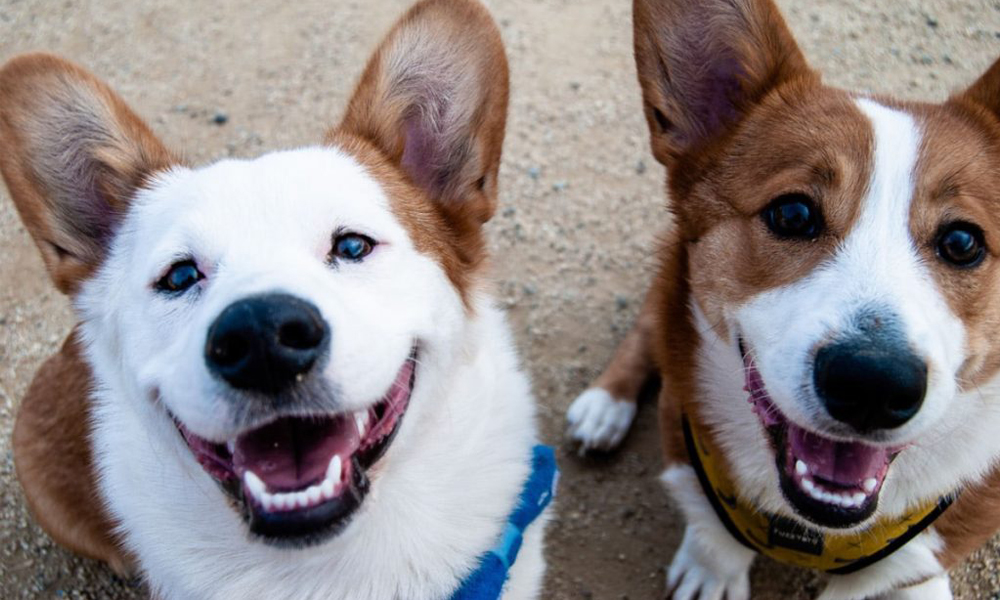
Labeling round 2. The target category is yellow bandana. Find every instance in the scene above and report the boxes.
[682,414,953,574]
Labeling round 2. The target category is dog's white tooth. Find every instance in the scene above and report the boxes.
[307,485,322,505]
[795,460,808,476]
[355,411,368,438]
[243,471,267,500]
[295,491,310,508]
[853,492,867,505]
[272,494,286,511]
[863,478,877,493]
[320,479,336,499]
[821,492,836,504]
[802,478,815,493]
[327,455,343,483]
[261,493,275,512]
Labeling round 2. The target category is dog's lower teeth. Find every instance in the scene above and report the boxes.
[798,474,870,509]
[863,478,877,493]
[241,456,347,513]
[795,460,808,476]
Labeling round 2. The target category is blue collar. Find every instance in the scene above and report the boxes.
[449,445,558,600]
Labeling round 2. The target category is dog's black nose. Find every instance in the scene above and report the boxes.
[205,294,329,394]
[814,341,927,432]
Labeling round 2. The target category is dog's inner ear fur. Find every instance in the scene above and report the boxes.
[632,0,815,166]
[0,54,174,294]
[335,0,509,226]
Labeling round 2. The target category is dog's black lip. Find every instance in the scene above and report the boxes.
[171,348,417,546]
[738,336,884,529]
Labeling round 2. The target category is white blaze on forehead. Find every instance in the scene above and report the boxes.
[847,99,964,379]
[851,98,920,261]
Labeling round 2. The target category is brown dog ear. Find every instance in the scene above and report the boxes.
[335,0,509,226]
[955,57,1000,123]
[632,0,815,166]
[0,53,176,295]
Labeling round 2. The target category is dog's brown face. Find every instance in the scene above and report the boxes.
[635,0,1000,528]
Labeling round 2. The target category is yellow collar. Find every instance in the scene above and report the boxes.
[682,414,954,574]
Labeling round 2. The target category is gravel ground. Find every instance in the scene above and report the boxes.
[1,0,999,598]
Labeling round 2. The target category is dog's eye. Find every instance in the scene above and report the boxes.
[937,222,986,268]
[763,194,822,239]
[155,260,204,294]
[330,233,375,262]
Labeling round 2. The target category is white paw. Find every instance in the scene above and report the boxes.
[565,388,636,452]
[666,527,752,600]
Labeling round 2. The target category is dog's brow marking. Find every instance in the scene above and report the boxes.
[850,98,920,266]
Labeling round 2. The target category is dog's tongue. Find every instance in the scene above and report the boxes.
[232,416,360,491]
[788,425,888,486]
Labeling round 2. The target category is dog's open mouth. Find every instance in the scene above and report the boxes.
[174,352,416,545]
[741,342,897,528]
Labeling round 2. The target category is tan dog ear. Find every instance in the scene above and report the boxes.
[335,0,509,226]
[955,57,1000,123]
[0,53,175,295]
[632,0,815,166]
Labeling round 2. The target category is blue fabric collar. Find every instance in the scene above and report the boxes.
[449,445,558,600]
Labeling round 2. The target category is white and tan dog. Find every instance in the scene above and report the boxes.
[1,1,551,598]
[568,0,1000,598]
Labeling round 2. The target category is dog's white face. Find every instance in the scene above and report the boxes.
[0,0,509,550]
[633,0,1000,531]
[78,147,460,543]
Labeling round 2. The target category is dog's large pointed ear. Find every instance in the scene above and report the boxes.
[0,53,175,295]
[632,0,815,166]
[335,0,508,225]
[955,57,1000,123]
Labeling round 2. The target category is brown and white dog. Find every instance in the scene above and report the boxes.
[1,1,550,598]
[567,0,1000,598]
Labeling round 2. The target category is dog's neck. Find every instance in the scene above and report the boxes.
[85,297,540,600]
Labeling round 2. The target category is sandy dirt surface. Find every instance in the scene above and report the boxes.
[1,0,999,598]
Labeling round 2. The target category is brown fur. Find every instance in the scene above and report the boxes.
[908,95,1000,389]
[13,331,132,574]
[583,0,1000,581]
[592,284,660,404]
[0,53,177,295]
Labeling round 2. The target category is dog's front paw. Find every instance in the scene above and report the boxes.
[565,388,636,453]
[666,527,752,600]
